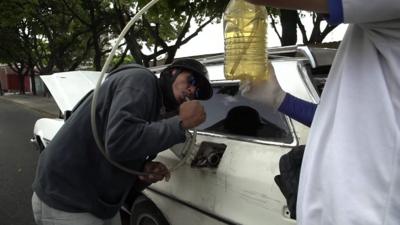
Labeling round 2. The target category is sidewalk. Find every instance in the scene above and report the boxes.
[0,93,59,117]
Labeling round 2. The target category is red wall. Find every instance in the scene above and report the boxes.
[0,66,32,93]
[7,74,31,92]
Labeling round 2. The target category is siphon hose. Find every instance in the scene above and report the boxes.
[90,0,196,176]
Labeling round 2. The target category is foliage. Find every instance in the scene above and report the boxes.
[0,0,338,96]
[1,0,231,72]
[0,0,38,93]
[268,8,338,46]
[110,0,230,66]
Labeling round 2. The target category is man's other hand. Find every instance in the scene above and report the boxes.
[139,161,171,183]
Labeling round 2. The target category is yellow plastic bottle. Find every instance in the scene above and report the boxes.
[223,0,269,81]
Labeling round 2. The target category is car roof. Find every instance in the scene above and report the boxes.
[41,45,335,114]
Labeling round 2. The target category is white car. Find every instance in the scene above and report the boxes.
[31,46,334,225]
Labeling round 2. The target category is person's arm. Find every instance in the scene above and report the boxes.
[240,64,317,127]
[132,161,171,197]
[278,93,317,127]
[245,0,328,13]
[104,71,204,162]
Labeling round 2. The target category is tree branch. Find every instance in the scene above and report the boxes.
[142,16,168,49]
[269,14,282,43]
[61,0,90,26]
[296,14,308,44]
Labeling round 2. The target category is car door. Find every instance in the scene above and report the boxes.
[148,82,298,225]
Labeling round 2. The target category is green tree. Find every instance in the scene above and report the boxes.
[1,0,338,95]
[60,0,115,70]
[0,0,35,94]
[0,0,102,94]
[111,0,229,67]
[269,9,338,46]
[31,0,96,73]
[0,0,96,73]
[298,12,337,44]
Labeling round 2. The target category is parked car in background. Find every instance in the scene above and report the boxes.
[31,45,335,225]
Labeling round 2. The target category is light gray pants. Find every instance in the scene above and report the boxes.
[32,192,122,225]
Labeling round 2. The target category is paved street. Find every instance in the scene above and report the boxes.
[0,95,130,225]
[0,98,40,225]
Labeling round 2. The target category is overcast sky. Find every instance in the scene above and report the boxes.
[175,16,348,58]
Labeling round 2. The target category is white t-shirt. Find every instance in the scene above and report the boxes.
[297,0,400,224]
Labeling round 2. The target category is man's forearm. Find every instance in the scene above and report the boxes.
[244,0,328,13]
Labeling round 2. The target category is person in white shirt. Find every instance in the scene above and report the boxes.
[242,0,400,224]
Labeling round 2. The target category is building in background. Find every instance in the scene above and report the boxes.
[0,64,45,95]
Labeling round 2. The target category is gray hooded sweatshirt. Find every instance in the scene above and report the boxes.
[33,64,185,219]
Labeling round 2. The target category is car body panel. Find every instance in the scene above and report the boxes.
[151,139,296,225]
[33,118,64,150]
[144,189,229,225]
[273,60,315,103]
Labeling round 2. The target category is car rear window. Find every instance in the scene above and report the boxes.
[197,85,293,144]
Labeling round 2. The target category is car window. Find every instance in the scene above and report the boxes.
[197,85,293,143]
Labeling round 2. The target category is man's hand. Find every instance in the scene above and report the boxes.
[138,161,171,183]
[179,100,206,129]
[240,63,286,109]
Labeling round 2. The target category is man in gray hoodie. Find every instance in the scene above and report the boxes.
[32,58,212,225]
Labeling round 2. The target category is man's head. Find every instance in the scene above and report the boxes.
[159,59,213,110]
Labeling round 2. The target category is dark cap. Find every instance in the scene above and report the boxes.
[166,58,213,100]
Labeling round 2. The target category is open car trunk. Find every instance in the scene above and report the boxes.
[40,71,101,114]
